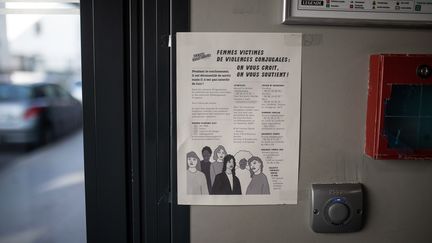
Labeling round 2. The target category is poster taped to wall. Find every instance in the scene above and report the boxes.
[177,33,301,205]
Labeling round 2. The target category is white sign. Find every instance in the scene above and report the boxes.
[284,0,432,24]
[177,33,302,205]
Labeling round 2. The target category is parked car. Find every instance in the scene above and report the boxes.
[0,82,82,147]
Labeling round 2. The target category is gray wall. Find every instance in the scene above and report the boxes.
[190,0,432,242]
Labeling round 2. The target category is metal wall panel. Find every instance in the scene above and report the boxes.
[189,0,432,242]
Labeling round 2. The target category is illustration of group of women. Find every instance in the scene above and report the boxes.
[186,145,270,195]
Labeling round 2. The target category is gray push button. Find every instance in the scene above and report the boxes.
[327,202,349,225]
[311,183,363,233]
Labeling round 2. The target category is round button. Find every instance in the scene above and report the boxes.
[327,202,350,225]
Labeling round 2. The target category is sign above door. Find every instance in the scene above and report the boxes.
[283,0,432,27]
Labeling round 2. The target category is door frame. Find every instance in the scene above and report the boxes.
[81,0,190,242]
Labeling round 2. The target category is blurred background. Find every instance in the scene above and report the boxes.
[0,2,85,243]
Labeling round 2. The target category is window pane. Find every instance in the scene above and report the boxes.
[0,5,86,243]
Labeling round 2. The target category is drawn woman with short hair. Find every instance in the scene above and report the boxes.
[246,156,270,195]
[186,151,209,195]
[209,145,226,188]
[200,146,212,193]
[234,150,253,195]
[211,154,241,195]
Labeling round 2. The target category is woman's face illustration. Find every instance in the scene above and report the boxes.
[226,158,234,171]
[217,149,226,160]
[202,150,211,161]
[187,157,198,169]
[250,159,262,174]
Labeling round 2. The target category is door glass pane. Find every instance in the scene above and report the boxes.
[0,2,86,243]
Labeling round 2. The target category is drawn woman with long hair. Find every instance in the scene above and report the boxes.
[246,156,270,195]
[209,145,226,188]
[211,154,241,195]
[186,151,208,195]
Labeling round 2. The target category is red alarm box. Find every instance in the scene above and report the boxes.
[365,54,432,160]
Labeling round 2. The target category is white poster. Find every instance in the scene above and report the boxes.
[177,33,301,205]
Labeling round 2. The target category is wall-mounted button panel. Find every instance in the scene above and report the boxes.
[311,183,363,233]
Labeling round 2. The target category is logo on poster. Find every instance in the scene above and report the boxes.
[192,52,211,62]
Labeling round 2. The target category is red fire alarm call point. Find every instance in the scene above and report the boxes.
[365,54,432,160]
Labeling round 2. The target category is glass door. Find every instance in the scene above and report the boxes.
[0,2,85,243]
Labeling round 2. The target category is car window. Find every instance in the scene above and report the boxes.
[45,85,57,98]
[33,86,46,98]
[0,84,32,101]
[54,85,71,99]
[33,85,56,99]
